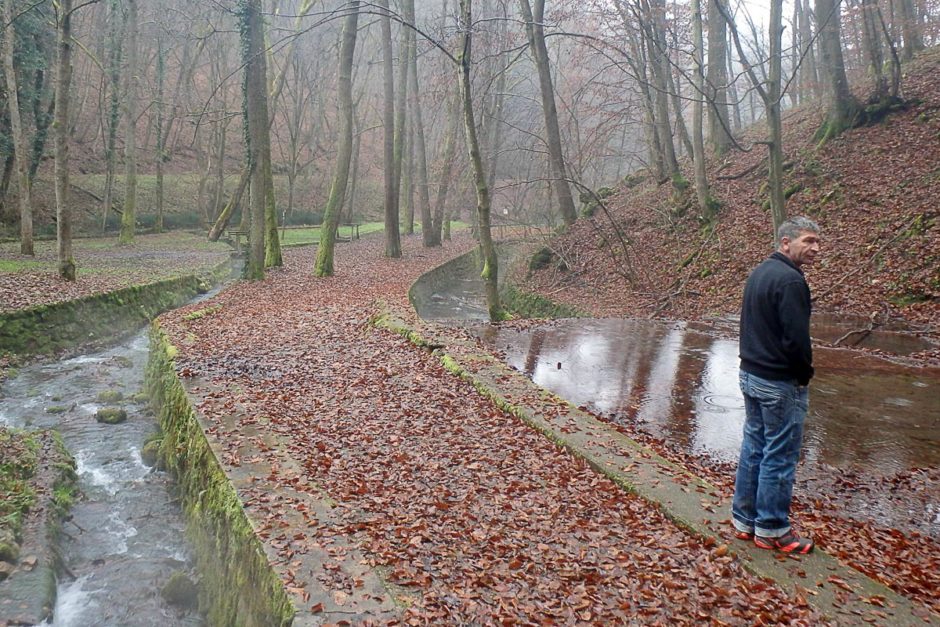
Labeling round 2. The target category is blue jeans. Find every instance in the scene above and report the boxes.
[732,370,809,538]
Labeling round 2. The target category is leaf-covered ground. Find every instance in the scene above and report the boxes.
[157,236,833,624]
[518,47,940,365]
[0,233,230,313]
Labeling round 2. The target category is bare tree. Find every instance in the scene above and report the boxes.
[241,0,268,279]
[458,0,502,320]
[119,0,138,244]
[315,0,360,276]
[378,0,401,258]
[3,0,33,255]
[519,0,578,225]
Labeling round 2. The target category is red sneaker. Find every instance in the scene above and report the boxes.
[734,529,754,541]
[754,532,814,554]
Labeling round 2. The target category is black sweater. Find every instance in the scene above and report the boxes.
[739,252,814,385]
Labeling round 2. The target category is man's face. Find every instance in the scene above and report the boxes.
[781,230,820,268]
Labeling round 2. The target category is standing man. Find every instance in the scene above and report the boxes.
[732,216,821,554]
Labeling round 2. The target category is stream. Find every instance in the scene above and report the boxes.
[1,333,199,626]
[0,264,242,625]
[416,256,940,536]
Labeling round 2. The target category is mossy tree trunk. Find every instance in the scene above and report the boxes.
[815,0,861,140]
[458,0,502,321]
[53,0,75,280]
[314,1,359,277]
[241,0,268,280]
[3,0,33,255]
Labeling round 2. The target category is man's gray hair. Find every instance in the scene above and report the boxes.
[777,216,820,243]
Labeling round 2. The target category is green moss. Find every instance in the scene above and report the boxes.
[162,571,200,610]
[0,259,231,359]
[146,326,295,626]
[671,172,690,192]
[784,182,804,199]
[95,407,128,424]
[528,247,556,272]
[96,390,124,403]
[184,305,223,321]
[501,285,584,319]
[45,406,68,414]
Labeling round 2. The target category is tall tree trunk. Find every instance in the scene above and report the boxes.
[54,0,75,280]
[119,0,138,244]
[459,0,502,320]
[4,0,33,255]
[346,107,361,225]
[402,118,415,234]
[726,46,742,129]
[706,0,732,154]
[154,36,166,233]
[242,0,267,279]
[816,0,861,139]
[643,0,680,180]
[519,0,578,226]
[798,0,819,101]
[861,0,888,101]
[393,7,410,236]
[315,1,359,276]
[404,0,433,247]
[101,0,122,232]
[718,0,787,242]
[898,0,923,60]
[691,0,712,217]
[767,0,787,239]
[378,0,401,257]
[430,92,460,247]
[667,63,694,158]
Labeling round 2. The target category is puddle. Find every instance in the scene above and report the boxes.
[411,258,940,534]
[479,319,940,471]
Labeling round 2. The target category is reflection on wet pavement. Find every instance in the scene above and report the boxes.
[479,319,940,473]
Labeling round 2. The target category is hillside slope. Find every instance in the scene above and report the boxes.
[519,47,940,359]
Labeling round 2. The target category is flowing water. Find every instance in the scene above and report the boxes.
[0,261,244,626]
[417,259,940,535]
[0,332,200,626]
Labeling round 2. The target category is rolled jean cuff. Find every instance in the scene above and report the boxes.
[732,517,753,534]
[755,525,791,538]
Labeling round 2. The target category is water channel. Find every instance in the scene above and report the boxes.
[0,266,239,625]
[416,254,940,536]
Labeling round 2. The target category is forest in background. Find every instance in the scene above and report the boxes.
[1,0,938,307]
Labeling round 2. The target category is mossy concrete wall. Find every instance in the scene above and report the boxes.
[0,261,229,358]
[146,325,294,627]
